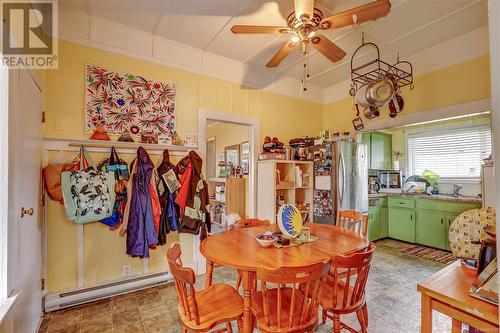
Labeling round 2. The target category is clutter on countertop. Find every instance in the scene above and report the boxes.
[368,192,482,204]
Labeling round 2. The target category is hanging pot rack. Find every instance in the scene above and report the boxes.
[350,41,414,92]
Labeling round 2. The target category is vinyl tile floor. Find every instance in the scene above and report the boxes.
[38,239,456,333]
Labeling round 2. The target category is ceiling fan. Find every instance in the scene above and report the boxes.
[231,0,391,68]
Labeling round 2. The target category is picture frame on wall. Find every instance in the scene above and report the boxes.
[241,156,249,175]
[240,141,250,175]
[225,144,241,167]
[241,141,250,155]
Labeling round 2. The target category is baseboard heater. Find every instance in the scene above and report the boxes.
[44,271,174,312]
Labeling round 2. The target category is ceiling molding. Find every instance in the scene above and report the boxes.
[58,7,325,104]
[322,25,490,105]
[58,6,488,107]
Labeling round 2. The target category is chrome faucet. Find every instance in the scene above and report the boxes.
[452,184,463,197]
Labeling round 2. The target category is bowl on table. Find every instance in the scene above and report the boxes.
[256,234,276,247]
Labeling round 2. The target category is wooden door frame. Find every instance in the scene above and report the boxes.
[195,108,260,275]
[487,0,500,300]
[206,137,216,178]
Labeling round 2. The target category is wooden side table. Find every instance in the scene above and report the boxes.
[417,260,498,332]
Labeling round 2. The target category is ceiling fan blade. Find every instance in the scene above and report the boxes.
[320,0,391,30]
[294,0,315,21]
[231,25,289,34]
[311,35,346,63]
[266,41,299,68]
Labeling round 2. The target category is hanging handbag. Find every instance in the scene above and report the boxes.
[42,150,92,203]
[97,147,129,229]
[61,147,116,224]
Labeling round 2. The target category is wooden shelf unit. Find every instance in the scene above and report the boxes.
[207,177,245,232]
[257,160,313,223]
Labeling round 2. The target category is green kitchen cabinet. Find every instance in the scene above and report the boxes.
[416,210,447,250]
[368,206,381,241]
[445,213,459,251]
[360,132,392,170]
[370,132,392,170]
[361,133,371,169]
[380,206,388,238]
[388,207,416,243]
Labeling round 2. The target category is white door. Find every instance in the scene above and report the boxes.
[7,69,43,333]
[206,138,216,178]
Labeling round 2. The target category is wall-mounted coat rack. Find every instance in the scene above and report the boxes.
[44,137,198,156]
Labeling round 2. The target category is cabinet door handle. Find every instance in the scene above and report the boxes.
[441,218,444,225]
[410,214,413,221]
[399,202,405,205]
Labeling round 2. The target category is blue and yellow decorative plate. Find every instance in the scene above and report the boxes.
[277,204,303,238]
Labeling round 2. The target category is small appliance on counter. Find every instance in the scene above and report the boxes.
[377,170,402,193]
[403,176,429,194]
[368,171,380,194]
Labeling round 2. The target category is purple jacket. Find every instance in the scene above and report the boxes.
[126,147,157,257]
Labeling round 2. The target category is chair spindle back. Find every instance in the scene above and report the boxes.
[167,243,200,325]
[257,262,330,330]
[329,243,375,310]
[336,210,368,236]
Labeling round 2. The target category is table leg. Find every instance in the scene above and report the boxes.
[205,260,214,289]
[452,318,462,333]
[242,271,252,333]
[421,294,432,333]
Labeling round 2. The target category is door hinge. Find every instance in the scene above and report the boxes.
[41,278,45,291]
[41,111,45,123]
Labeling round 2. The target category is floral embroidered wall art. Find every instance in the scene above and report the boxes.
[85,64,176,135]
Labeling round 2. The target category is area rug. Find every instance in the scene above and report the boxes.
[401,245,456,264]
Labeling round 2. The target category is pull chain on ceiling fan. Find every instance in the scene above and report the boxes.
[231,0,391,69]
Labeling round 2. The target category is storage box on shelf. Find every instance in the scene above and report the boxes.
[258,160,313,223]
[207,177,245,233]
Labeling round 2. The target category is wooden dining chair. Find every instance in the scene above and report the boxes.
[336,210,368,236]
[320,242,376,333]
[250,262,330,333]
[228,218,271,291]
[167,243,243,332]
[228,218,271,231]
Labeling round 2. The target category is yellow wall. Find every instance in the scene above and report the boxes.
[206,122,250,217]
[44,40,491,294]
[206,122,249,175]
[43,40,323,293]
[323,54,491,132]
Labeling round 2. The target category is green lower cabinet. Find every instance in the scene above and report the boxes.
[445,213,459,251]
[380,207,388,238]
[368,207,381,241]
[416,210,447,250]
[388,207,416,243]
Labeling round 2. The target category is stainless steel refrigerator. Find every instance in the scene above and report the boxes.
[311,142,368,224]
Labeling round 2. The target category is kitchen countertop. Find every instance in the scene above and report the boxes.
[368,192,482,204]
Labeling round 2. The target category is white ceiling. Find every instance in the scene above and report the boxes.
[59,0,489,88]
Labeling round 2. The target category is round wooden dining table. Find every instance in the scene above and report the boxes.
[200,223,369,333]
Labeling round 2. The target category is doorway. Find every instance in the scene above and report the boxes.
[195,109,260,275]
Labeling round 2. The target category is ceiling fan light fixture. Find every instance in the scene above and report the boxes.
[291,35,300,43]
[308,31,316,38]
